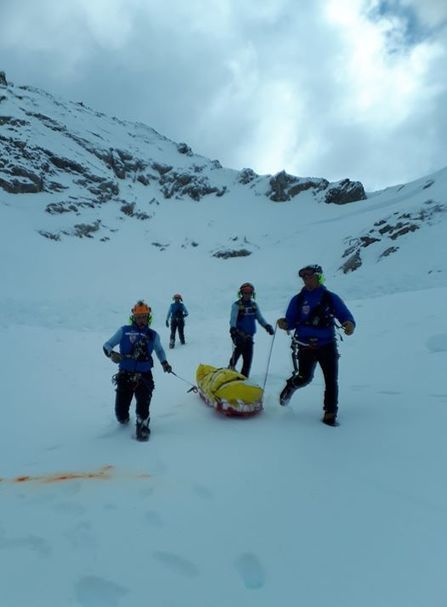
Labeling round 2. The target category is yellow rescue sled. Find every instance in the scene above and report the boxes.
[196,364,263,416]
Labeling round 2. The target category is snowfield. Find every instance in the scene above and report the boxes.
[1,84,446,606]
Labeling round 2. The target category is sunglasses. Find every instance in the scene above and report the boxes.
[299,271,317,279]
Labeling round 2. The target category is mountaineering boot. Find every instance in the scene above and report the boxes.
[169,339,175,349]
[117,416,130,425]
[279,378,297,406]
[322,411,338,427]
[136,417,151,441]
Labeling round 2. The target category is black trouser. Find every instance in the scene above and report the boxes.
[229,336,254,378]
[170,317,185,344]
[115,371,154,422]
[291,342,339,414]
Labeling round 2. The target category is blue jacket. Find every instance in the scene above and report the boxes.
[285,286,355,346]
[166,302,188,324]
[103,324,167,373]
[230,299,269,337]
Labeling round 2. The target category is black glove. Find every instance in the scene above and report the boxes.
[165,320,169,328]
[230,327,238,343]
[162,361,172,373]
[110,351,122,364]
[265,324,274,335]
[103,346,111,358]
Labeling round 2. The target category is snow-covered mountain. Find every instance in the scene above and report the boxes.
[1,73,447,607]
[1,70,446,309]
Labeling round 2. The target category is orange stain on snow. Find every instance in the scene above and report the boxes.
[0,465,150,484]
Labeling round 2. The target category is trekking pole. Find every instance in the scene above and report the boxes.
[261,323,278,398]
[170,371,198,393]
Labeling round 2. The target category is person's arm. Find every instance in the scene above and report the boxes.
[331,294,355,326]
[331,293,356,334]
[255,304,268,327]
[166,304,173,324]
[103,328,123,357]
[182,304,189,317]
[284,295,299,329]
[229,302,239,329]
[255,305,274,334]
[153,332,168,364]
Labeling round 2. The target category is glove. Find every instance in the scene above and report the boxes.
[277,318,288,331]
[162,361,172,373]
[265,324,274,335]
[165,320,169,328]
[342,321,355,336]
[110,351,122,364]
[230,327,238,340]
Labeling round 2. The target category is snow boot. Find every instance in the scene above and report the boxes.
[136,417,150,441]
[279,378,297,406]
[169,339,175,349]
[322,412,338,427]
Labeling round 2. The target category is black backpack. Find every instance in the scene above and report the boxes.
[295,290,334,328]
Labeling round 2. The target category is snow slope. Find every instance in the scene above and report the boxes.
[1,79,447,607]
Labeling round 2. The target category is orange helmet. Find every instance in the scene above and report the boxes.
[173,293,183,301]
[131,300,152,325]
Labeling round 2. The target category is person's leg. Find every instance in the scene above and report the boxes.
[114,373,134,423]
[229,340,242,370]
[279,347,317,405]
[170,319,177,348]
[135,372,154,440]
[240,339,254,378]
[178,319,185,344]
[318,343,339,422]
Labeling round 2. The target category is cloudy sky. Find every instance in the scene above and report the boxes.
[1,0,446,190]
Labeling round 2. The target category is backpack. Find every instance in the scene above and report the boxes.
[295,290,334,329]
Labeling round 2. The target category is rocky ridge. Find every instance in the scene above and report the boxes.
[0,72,366,246]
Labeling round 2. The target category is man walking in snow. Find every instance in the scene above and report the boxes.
[229,282,274,378]
[103,300,172,441]
[166,293,188,348]
[277,265,355,426]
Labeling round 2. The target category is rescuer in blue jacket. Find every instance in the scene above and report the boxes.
[166,293,189,348]
[103,300,172,441]
[277,265,355,426]
[229,282,274,378]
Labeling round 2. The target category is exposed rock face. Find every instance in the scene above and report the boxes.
[159,170,226,201]
[0,71,7,86]
[339,199,446,273]
[238,168,257,185]
[0,165,43,193]
[177,142,192,155]
[325,179,366,204]
[268,170,329,202]
[212,248,252,259]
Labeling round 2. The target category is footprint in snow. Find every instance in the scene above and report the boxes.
[192,483,214,500]
[234,553,265,589]
[74,575,129,607]
[145,510,163,527]
[0,532,52,557]
[153,550,199,578]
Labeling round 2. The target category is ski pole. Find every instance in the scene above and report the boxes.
[170,371,198,393]
[261,323,277,398]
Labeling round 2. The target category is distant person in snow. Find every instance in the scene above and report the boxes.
[229,282,274,378]
[103,300,172,441]
[166,294,188,349]
[277,265,355,426]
